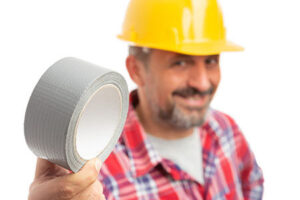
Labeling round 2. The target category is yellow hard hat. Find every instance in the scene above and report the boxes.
[118,0,243,55]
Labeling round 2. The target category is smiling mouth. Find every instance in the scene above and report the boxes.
[173,94,210,108]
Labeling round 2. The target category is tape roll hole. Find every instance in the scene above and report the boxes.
[76,84,122,160]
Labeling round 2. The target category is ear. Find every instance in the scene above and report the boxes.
[126,55,146,87]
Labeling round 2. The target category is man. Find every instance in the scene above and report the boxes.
[28,0,264,199]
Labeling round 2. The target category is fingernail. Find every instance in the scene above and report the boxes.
[95,158,101,172]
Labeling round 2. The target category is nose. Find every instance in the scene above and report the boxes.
[187,62,211,92]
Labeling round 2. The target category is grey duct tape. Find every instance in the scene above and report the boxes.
[24,57,129,172]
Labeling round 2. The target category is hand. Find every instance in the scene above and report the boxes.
[28,158,105,200]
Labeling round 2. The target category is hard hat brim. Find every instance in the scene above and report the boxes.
[118,35,244,55]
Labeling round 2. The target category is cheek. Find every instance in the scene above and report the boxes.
[210,67,221,89]
[159,71,187,103]
[150,71,184,106]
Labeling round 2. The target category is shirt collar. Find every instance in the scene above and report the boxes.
[120,90,162,177]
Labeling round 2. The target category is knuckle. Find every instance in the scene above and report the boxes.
[28,181,36,193]
[93,180,103,193]
[57,181,75,199]
[77,185,101,200]
[86,169,98,183]
[89,181,103,199]
[92,192,102,200]
[100,194,106,200]
[91,192,102,200]
[28,183,35,200]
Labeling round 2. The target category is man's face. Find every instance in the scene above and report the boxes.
[139,49,221,129]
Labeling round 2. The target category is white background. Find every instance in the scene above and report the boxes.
[0,0,299,199]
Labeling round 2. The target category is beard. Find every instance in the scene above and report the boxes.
[147,86,214,130]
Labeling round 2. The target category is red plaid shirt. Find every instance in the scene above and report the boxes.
[99,90,264,199]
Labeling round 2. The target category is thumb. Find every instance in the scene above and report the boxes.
[63,158,102,192]
[78,157,102,174]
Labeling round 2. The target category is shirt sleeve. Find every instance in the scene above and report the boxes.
[230,117,264,200]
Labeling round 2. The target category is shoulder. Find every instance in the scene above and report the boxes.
[203,109,264,197]
[206,108,240,136]
[204,108,248,157]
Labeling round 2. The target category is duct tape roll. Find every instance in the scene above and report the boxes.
[24,57,129,172]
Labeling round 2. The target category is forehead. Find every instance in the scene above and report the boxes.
[150,49,219,61]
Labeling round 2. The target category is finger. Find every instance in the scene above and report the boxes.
[72,180,104,200]
[35,158,70,179]
[100,194,106,200]
[32,159,101,200]
[63,158,101,193]
[95,179,104,194]
[35,158,53,178]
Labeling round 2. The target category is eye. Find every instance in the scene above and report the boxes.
[173,60,187,67]
[205,57,218,65]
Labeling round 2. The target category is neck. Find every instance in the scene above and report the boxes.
[135,90,193,140]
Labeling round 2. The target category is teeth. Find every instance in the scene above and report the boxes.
[186,96,201,100]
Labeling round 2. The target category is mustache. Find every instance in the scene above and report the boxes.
[172,87,214,98]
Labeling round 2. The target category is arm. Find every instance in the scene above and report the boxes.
[233,124,264,200]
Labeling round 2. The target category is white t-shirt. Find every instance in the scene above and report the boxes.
[146,128,204,184]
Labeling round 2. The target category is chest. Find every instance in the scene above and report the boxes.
[102,156,244,200]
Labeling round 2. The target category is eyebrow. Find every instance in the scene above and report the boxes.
[171,54,219,59]
[173,53,193,58]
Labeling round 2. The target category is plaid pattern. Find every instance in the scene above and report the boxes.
[99,90,264,200]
